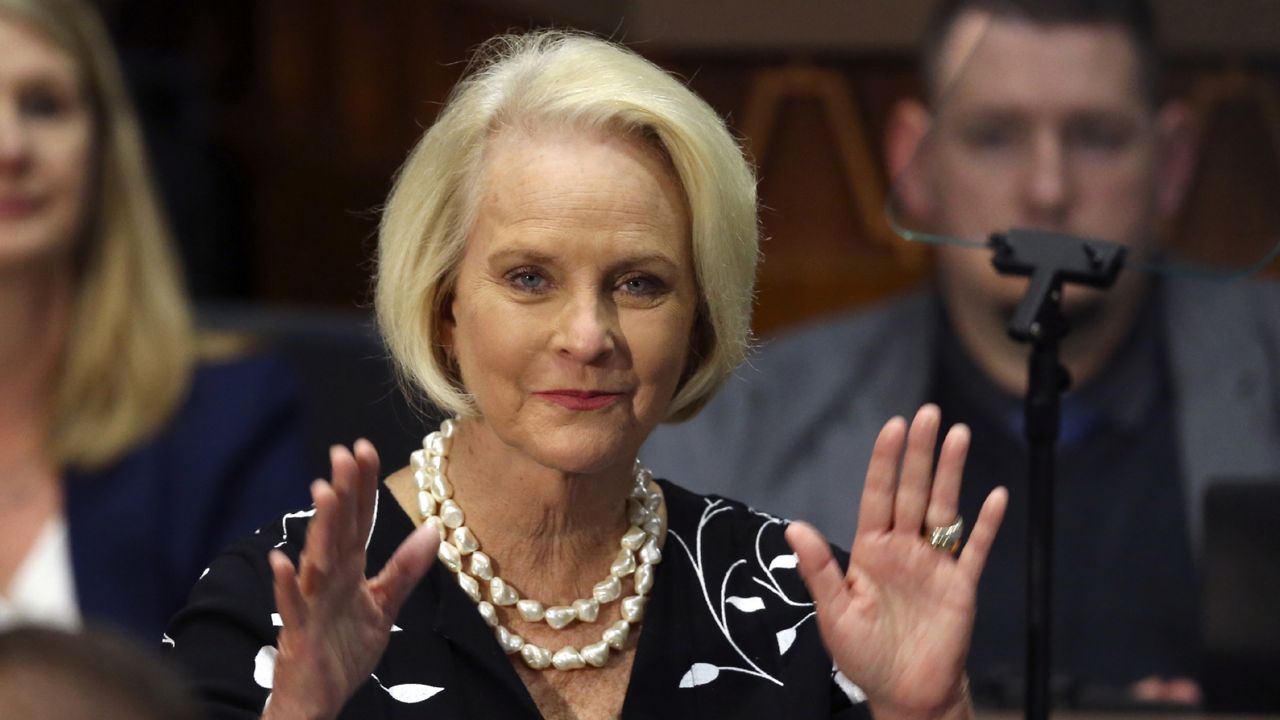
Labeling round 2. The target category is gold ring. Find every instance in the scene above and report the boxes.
[926,516,964,554]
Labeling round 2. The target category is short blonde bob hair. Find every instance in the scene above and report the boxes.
[377,31,759,422]
[1,0,196,468]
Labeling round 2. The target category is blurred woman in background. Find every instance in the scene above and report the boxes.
[0,0,310,642]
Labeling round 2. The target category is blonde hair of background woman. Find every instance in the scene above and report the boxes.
[1,0,195,469]
[377,30,760,423]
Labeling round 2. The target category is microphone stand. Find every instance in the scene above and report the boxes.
[986,229,1126,720]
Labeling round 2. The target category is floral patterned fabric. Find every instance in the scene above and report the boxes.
[166,479,869,719]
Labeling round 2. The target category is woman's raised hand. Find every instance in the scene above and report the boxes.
[785,405,1008,720]
[263,440,440,720]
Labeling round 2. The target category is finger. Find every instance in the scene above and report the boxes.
[893,404,941,535]
[299,479,338,594]
[269,549,308,629]
[856,417,908,537]
[329,445,361,557]
[924,423,969,530]
[785,522,848,617]
[353,439,381,548]
[958,486,1008,581]
[371,522,441,622]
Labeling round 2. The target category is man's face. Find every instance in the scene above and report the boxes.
[915,11,1175,315]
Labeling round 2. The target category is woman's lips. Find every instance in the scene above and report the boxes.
[535,390,624,411]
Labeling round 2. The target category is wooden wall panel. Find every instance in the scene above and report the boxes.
[104,1,1280,335]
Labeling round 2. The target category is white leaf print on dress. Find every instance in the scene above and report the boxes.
[254,645,277,688]
[371,673,444,703]
[767,553,798,570]
[668,499,819,689]
[725,596,766,612]
[678,663,721,688]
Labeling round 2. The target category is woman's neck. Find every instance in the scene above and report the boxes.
[0,258,73,473]
[443,418,636,603]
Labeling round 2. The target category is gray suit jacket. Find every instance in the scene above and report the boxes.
[642,276,1280,548]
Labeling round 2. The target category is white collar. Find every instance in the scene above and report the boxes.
[0,515,80,631]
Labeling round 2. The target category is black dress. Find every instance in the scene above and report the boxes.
[166,479,870,719]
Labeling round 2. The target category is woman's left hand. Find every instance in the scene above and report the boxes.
[785,404,1008,720]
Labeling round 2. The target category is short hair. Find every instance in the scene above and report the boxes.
[920,0,1163,108]
[376,31,759,422]
[0,0,196,468]
[0,626,199,720]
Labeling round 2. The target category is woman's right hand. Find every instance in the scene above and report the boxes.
[262,440,439,720]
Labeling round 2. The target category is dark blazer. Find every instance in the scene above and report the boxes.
[62,355,313,644]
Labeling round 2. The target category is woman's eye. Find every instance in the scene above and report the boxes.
[617,274,665,297]
[21,90,75,120]
[506,268,548,292]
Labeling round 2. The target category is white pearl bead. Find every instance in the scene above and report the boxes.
[592,576,621,604]
[440,418,457,438]
[642,515,663,537]
[627,499,648,525]
[424,516,445,540]
[603,620,630,650]
[439,499,464,529]
[457,572,481,603]
[437,541,461,573]
[425,431,448,456]
[516,599,545,622]
[477,601,498,627]
[497,626,524,654]
[634,562,655,595]
[417,490,436,518]
[610,548,637,578]
[581,640,610,667]
[452,526,478,555]
[544,605,577,630]
[621,595,646,623]
[573,599,599,623]
[413,468,429,489]
[469,551,493,581]
[552,646,585,671]
[643,492,661,512]
[620,526,647,551]
[430,474,454,503]
[639,538,662,565]
[410,449,426,470]
[490,577,519,606]
[428,452,447,473]
[520,643,552,669]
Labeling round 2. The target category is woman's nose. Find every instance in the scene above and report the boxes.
[555,293,617,364]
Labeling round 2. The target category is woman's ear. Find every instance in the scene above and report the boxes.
[437,292,456,357]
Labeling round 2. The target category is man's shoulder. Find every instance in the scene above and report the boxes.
[721,289,936,405]
[754,291,934,366]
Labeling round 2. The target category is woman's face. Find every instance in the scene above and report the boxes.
[0,15,93,269]
[444,125,698,476]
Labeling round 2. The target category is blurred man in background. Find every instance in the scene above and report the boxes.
[644,0,1280,707]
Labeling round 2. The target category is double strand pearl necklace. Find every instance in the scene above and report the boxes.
[411,419,664,671]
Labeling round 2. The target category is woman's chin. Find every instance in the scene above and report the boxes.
[525,431,641,478]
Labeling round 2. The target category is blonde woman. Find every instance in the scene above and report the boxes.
[169,32,1007,719]
[0,0,310,641]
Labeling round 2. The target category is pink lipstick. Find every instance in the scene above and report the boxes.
[535,390,623,411]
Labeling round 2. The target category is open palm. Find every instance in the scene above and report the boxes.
[786,405,1008,720]
[264,441,439,720]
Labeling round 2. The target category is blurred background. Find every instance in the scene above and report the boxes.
[97,0,1280,338]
